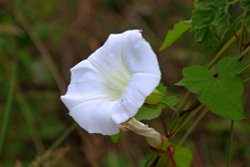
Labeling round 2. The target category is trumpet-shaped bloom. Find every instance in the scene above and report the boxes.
[61,30,161,135]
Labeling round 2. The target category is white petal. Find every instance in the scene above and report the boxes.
[61,60,118,110]
[69,99,119,135]
[61,60,109,110]
[111,73,160,124]
[123,32,160,76]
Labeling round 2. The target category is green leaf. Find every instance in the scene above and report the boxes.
[191,0,237,44]
[111,132,121,143]
[174,146,192,167]
[159,20,191,51]
[135,104,165,121]
[177,57,245,120]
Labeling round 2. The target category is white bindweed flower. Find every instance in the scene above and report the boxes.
[61,30,161,135]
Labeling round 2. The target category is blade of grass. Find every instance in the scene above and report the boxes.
[47,122,77,153]
[16,89,45,154]
[32,123,77,165]
[0,61,17,155]
[227,120,234,167]
[4,3,66,94]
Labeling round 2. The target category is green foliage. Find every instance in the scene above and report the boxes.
[145,89,165,105]
[240,0,250,28]
[135,83,179,120]
[157,82,179,111]
[156,82,167,94]
[191,0,237,44]
[159,20,191,51]
[111,132,121,143]
[104,151,128,167]
[135,104,165,121]
[144,145,192,167]
[177,57,245,120]
[144,154,159,167]
[161,95,179,111]
[174,146,193,167]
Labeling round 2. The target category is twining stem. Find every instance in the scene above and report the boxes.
[168,92,191,137]
[227,120,234,167]
[160,115,168,136]
[171,104,204,139]
[176,91,190,113]
[0,61,17,155]
[178,108,208,146]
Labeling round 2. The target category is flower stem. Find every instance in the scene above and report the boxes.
[176,91,190,113]
[227,120,234,167]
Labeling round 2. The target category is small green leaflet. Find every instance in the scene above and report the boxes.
[174,146,193,167]
[159,20,191,51]
[177,57,245,120]
[156,82,167,94]
[135,104,165,121]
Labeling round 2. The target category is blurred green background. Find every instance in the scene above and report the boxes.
[0,0,249,166]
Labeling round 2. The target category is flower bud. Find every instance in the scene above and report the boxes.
[120,118,165,148]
